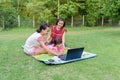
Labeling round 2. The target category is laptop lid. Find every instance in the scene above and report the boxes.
[65,47,84,61]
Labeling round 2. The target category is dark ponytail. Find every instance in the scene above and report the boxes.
[36,23,49,33]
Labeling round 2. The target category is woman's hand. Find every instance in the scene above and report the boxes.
[56,52,64,56]
[49,51,63,56]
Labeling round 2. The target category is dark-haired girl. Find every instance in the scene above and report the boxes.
[47,38,65,53]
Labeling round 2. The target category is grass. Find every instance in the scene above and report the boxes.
[0,26,120,80]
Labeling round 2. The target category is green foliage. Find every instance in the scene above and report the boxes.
[60,1,78,18]
[3,8,17,29]
[85,0,99,26]
[0,0,120,28]
[0,1,17,29]
[38,8,56,24]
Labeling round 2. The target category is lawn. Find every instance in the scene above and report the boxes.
[0,26,120,80]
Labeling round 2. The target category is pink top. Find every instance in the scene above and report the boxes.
[47,44,65,52]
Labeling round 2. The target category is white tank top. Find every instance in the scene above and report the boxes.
[24,32,42,54]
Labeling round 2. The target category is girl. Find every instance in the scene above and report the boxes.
[47,18,67,46]
[47,38,65,53]
[24,23,63,56]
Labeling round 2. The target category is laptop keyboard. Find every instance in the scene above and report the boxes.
[58,54,67,60]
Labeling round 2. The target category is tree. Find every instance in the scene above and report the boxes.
[98,0,120,26]
[85,0,99,26]
[59,0,78,27]
[11,0,22,27]
[58,0,60,19]
[77,0,87,26]
[0,0,17,29]
[44,0,58,24]
[25,0,45,27]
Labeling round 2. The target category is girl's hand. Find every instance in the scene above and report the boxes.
[57,52,64,56]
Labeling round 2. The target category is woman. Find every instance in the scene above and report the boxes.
[47,18,67,47]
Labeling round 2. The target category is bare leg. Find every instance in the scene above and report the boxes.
[35,47,48,55]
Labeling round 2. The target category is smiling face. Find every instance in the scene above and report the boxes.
[57,20,64,29]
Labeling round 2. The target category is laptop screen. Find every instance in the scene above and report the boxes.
[66,48,84,60]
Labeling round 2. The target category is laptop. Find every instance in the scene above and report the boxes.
[59,47,84,61]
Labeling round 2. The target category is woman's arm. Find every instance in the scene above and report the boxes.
[47,35,52,43]
[47,28,52,43]
[62,32,66,46]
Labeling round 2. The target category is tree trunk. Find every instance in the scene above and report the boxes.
[17,0,20,27]
[101,16,104,26]
[57,0,60,19]
[47,20,49,24]
[17,0,20,11]
[71,16,73,27]
[33,15,35,27]
[18,15,20,27]
[119,20,120,26]
[82,15,85,26]
[2,16,5,30]
[109,18,112,26]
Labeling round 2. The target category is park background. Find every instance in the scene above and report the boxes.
[0,0,120,80]
[0,0,120,29]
